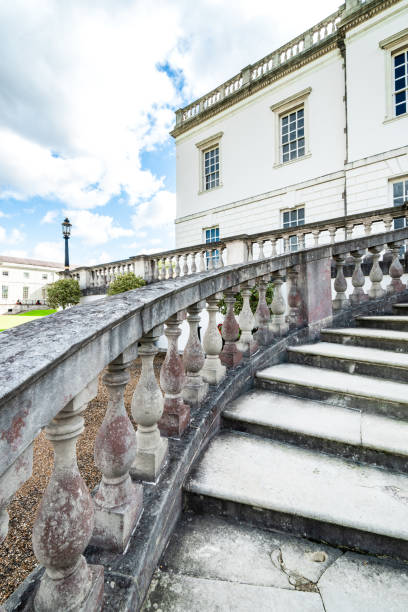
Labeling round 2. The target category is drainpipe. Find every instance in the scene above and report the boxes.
[338,35,349,233]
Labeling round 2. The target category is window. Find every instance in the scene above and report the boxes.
[393,49,408,117]
[195,132,223,193]
[2,270,8,276]
[282,207,305,252]
[2,285,8,299]
[271,88,311,167]
[23,287,29,299]
[392,178,408,230]
[280,108,305,163]
[204,147,220,190]
[282,207,305,229]
[24,272,29,278]
[42,273,48,280]
[205,226,220,267]
[380,31,408,121]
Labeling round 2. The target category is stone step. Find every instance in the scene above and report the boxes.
[356,315,408,332]
[222,389,408,472]
[288,342,408,383]
[185,431,408,560]
[321,327,408,353]
[255,363,408,420]
[393,303,408,314]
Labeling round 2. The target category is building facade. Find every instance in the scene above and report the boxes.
[171,0,408,251]
[0,256,62,314]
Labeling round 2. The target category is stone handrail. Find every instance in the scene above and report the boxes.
[2,221,408,610]
[76,204,408,292]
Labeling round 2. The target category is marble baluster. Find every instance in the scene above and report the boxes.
[201,293,226,384]
[220,289,243,368]
[254,276,272,345]
[159,313,190,437]
[350,249,368,305]
[131,328,168,481]
[237,282,258,356]
[32,386,104,612]
[183,301,208,405]
[92,347,142,552]
[387,242,406,294]
[287,266,301,329]
[270,270,288,336]
[332,254,350,310]
[368,246,385,299]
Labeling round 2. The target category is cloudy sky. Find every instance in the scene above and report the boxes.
[0,0,340,265]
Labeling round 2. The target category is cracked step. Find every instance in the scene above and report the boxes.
[255,363,408,420]
[356,315,408,332]
[222,389,408,472]
[287,342,408,383]
[185,431,408,560]
[320,327,408,352]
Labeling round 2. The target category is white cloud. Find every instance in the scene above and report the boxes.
[41,210,59,224]
[131,190,176,230]
[1,249,28,258]
[0,0,339,215]
[65,210,134,246]
[0,225,25,245]
[32,241,64,263]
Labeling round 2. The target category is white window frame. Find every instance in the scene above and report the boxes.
[2,270,8,276]
[196,132,223,194]
[281,205,305,252]
[380,28,408,123]
[271,88,312,168]
[2,285,8,299]
[42,273,48,280]
[24,271,30,278]
[203,225,220,267]
[23,286,29,299]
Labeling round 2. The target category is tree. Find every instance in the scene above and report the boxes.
[47,278,81,310]
[107,272,146,296]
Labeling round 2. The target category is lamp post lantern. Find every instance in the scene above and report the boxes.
[62,217,72,277]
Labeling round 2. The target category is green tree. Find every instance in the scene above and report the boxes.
[47,278,81,310]
[107,272,146,296]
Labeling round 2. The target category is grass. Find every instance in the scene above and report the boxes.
[0,309,57,331]
[18,309,57,316]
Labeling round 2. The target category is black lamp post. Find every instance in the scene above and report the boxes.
[62,217,72,277]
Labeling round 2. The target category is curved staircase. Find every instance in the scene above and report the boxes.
[143,306,408,611]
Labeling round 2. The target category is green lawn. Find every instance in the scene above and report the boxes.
[18,309,57,316]
[0,309,57,331]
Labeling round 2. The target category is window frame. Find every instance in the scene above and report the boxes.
[2,270,9,276]
[271,88,312,168]
[281,205,305,252]
[380,29,408,122]
[195,132,224,194]
[203,225,220,267]
[2,285,8,299]
[23,286,29,299]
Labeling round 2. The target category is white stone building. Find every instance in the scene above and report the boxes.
[171,0,408,252]
[0,255,62,314]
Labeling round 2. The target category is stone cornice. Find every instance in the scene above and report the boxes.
[171,0,404,139]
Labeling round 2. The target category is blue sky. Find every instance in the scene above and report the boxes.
[0,0,340,266]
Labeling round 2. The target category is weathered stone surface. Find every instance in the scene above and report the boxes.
[159,313,190,437]
[142,571,324,612]
[319,552,408,612]
[220,290,243,368]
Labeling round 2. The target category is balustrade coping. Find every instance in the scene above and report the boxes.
[1,225,408,478]
[77,204,408,274]
[170,0,393,137]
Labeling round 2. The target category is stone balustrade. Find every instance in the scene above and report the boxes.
[76,204,408,295]
[2,220,408,610]
[173,1,377,129]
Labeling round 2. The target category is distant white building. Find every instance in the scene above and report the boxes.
[0,256,62,314]
[171,0,408,252]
